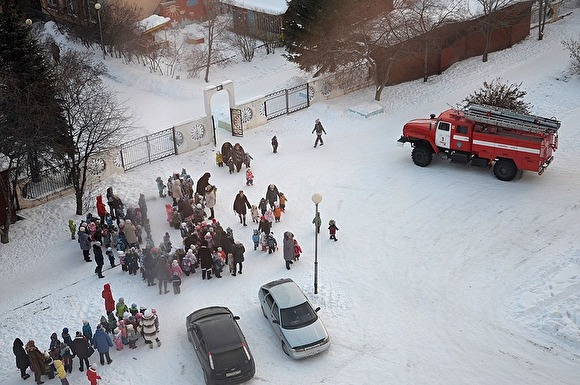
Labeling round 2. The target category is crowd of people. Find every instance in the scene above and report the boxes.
[12,289,161,385]
[15,131,342,383]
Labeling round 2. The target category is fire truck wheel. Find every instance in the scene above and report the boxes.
[493,159,517,181]
[411,146,433,167]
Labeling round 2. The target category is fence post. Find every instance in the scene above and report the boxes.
[306,84,310,107]
[120,146,126,170]
[172,126,178,155]
[146,135,151,164]
[285,89,290,115]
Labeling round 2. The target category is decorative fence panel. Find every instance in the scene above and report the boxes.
[120,127,176,171]
[21,168,72,200]
[263,83,310,120]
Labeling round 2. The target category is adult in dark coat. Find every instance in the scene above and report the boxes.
[138,193,148,221]
[71,332,90,371]
[92,326,113,365]
[233,190,251,226]
[271,136,278,153]
[195,172,211,197]
[265,184,280,208]
[198,240,213,280]
[232,143,245,172]
[25,340,46,384]
[13,338,30,379]
[183,233,199,251]
[257,216,271,235]
[283,231,295,270]
[101,283,115,315]
[221,142,233,164]
[232,242,245,276]
[178,198,194,221]
[93,241,105,278]
[157,255,171,294]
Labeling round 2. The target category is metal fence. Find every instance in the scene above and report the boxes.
[263,83,310,120]
[21,168,72,200]
[120,127,177,170]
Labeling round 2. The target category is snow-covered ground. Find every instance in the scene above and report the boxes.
[1,9,580,385]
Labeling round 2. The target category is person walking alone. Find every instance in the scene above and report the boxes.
[312,118,326,148]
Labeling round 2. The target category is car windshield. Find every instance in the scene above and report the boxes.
[213,346,247,369]
[280,302,317,329]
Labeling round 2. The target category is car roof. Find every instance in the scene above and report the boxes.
[262,278,307,308]
[187,306,243,349]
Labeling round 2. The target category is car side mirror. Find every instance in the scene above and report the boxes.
[315,307,321,312]
[272,319,280,325]
[233,316,240,320]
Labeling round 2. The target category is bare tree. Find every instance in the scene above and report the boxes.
[199,0,232,83]
[53,50,134,215]
[474,0,515,62]
[228,32,257,62]
[405,0,465,82]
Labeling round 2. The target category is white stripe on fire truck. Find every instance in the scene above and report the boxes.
[453,135,470,142]
[472,140,540,154]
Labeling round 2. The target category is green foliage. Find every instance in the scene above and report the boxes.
[562,37,580,75]
[463,78,531,114]
[0,0,71,181]
[283,0,389,75]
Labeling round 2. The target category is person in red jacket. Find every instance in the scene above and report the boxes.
[101,283,115,316]
[95,195,107,223]
[86,363,101,385]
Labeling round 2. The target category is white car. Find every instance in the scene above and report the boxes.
[258,278,330,359]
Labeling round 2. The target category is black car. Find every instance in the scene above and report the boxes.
[186,306,255,385]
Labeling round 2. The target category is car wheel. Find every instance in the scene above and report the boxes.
[281,341,290,356]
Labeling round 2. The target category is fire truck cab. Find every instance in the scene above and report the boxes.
[397,104,560,181]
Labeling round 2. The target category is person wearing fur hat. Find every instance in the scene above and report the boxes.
[93,241,105,278]
[86,363,101,385]
[13,338,30,380]
[140,310,161,348]
[71,331,90,372]
[92,325,113,365]
[25,340,47,384]
[78,227,92,262]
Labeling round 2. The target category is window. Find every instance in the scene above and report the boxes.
[437,122,451,131]
[456,125,468,134]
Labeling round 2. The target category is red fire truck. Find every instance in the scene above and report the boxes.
[397,104,560,181]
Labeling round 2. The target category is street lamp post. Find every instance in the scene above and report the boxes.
[94,2,105,59]
[311,193,323,294]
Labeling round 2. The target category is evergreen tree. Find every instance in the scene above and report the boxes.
[0,0,71,183]
[283,0,391,76]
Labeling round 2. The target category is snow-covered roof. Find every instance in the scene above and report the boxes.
[224,0,289,16]
[139,14,171,33]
